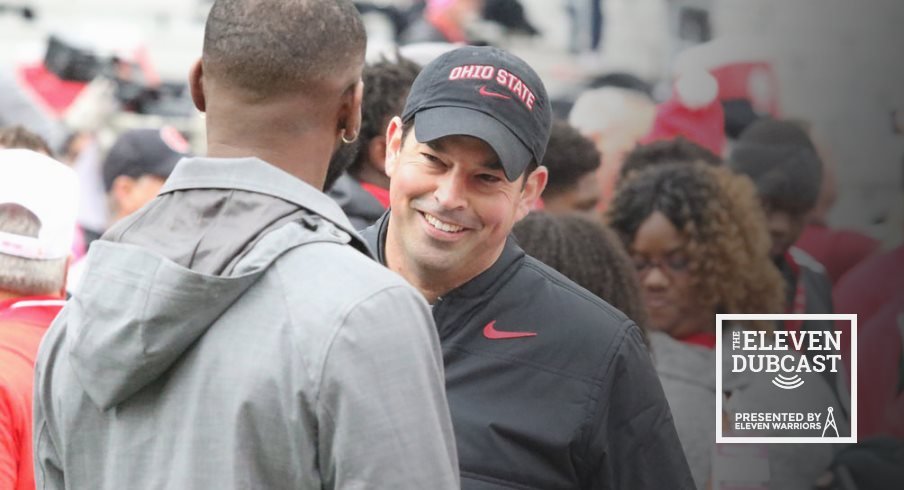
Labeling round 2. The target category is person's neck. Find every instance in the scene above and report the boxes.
[352,164,390,190]
[204,96,338,189]
[207,134,332,189]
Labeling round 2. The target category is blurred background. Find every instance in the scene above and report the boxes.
[1,0,902,243]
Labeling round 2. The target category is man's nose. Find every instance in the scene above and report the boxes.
[434,173,468,209]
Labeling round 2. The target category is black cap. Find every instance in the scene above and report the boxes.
[402,46,552,181]
[102,127,190,191]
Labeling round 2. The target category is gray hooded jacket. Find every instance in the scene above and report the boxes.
[33,157,459,489]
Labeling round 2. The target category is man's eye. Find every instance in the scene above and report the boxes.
[421,153,444,165]
[478,174,502,184]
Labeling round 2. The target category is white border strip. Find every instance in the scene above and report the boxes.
[716,313,857,444]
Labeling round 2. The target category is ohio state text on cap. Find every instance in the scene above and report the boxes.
[402,46,552,181]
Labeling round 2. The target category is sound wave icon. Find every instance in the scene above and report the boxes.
[772,374,805,390]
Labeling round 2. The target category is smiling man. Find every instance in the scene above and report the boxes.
[362,46,694,490]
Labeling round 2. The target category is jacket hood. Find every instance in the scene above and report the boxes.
[67,157,364,410]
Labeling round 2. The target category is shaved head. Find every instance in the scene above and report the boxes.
[203,0,366,96]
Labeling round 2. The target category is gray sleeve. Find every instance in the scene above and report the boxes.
[32,318,66,490]
[317,285,459,489]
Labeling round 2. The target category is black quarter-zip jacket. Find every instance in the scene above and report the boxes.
[362,213,694,490]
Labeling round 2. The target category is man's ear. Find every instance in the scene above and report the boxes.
[340,80,364,141]
[368,137,388,173]
[384,116,404,178]
[110,175,136,210]
[189,59,206,113]
[515,166,548,221]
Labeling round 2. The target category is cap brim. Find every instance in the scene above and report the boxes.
[413,106,532,181]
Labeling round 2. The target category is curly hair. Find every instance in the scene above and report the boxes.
[347,56,422,175]
[513,212,648,335]
[620,136,721,180]
[541,120,601,197]
[607,162,784,324]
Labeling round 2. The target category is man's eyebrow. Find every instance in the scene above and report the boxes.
[481,159,504,171]
[425,140,445,153]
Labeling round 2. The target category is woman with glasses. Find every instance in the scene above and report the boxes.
[608,161,783,343]
[608,162,838,490]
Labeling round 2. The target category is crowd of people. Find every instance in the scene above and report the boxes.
[1,0,902,489]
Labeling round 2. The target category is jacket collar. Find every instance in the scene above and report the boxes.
[362,210,525,300]
[162,157,359,239]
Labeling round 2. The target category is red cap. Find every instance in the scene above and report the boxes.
[642,71,726,156]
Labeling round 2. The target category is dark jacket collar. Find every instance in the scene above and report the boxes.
[361,210,525,300]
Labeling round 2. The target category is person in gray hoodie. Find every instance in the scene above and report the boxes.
[32,1,460,489]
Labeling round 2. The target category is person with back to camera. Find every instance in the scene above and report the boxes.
[32,1,459,489]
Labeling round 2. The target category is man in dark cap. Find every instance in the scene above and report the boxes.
[362,45,693,490]
[102,126,189,224]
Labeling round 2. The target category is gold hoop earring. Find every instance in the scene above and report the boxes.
[340,129,358,144]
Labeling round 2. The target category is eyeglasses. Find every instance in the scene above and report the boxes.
[632,254,691,276]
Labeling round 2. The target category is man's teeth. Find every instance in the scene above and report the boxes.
[424,213,464,233]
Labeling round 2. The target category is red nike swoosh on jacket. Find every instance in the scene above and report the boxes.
[478,86,512,100]
[483,320,537,339]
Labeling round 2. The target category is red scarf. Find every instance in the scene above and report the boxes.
[679,332,718,350]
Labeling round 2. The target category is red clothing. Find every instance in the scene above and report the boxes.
[425,9,467,43]
[0,296,64,490]
[856,297,904,439]
[835,244,904,327]
[679,332,717,350]
[359,182,391,209]
[795,224,880,285]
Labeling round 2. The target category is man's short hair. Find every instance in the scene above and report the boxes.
[348,56,421,174]
[730,118,822,216]
[0,203,67,295]
[621,136,722,179]
[0,125,53,156]
[203,0,366,96]
[541,120,600,197]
